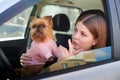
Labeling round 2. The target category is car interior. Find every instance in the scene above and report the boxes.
[53,13,71,49]
[0,0,112,79]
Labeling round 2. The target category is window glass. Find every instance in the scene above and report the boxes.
[40,46,111,74]
[62,63,68,69]
[40,5,81,34]
[0,7,33,41]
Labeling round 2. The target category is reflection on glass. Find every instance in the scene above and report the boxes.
[0,7,33,40]
[74,63,80,66]
[40,46,111,74]
[62,63,68,69]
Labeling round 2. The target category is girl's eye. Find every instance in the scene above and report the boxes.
[74,28,77,32]
[81,32,87,37]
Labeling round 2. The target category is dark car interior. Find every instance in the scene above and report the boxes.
[53,13,71,49]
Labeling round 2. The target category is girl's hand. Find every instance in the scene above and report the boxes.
[68,39,83,55]
[20,53,32,67]
[58,39,83,60]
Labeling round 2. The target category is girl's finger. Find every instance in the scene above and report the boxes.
[68,39,73,53]
[73,49,84,55]
[58,45,69,60]
[20,54,32,61]
[59,45,68,55]
[20,60,32,66]
[21,54,31,58]
[20,62,25,67]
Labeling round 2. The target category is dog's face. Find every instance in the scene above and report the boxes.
[29,16,53,42]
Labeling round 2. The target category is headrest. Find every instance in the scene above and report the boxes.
[53,14,70,32]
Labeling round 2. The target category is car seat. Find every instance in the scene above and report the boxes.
[53,13,71,49]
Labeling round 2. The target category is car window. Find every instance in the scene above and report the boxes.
[0,7,33,41]
[29,1,111,75]
[40,46,111,74]
[40,5,81,34]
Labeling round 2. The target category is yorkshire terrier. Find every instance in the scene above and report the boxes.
[15,16,60,77]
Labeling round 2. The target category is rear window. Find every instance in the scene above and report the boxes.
[40,5,81,34]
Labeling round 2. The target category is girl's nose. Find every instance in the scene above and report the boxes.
[73,32,80,39]
[73,32,80,38]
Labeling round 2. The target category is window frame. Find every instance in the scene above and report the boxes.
[105,0,120,58]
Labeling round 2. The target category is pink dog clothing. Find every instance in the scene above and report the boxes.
[26,39,61,66]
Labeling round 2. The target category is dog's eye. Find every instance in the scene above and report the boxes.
[32,25,36,29]
[41,24,45,28]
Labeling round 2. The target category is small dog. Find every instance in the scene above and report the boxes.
[16,16,60,77]
[28,16,55,63]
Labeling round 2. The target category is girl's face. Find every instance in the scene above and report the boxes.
[72,22,98,51]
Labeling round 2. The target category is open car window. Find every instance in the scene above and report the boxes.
[40,46,111,74]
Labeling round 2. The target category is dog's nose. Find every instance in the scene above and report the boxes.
[36,26,40,29]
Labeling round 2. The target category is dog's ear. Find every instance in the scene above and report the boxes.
[43,16,52,22]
